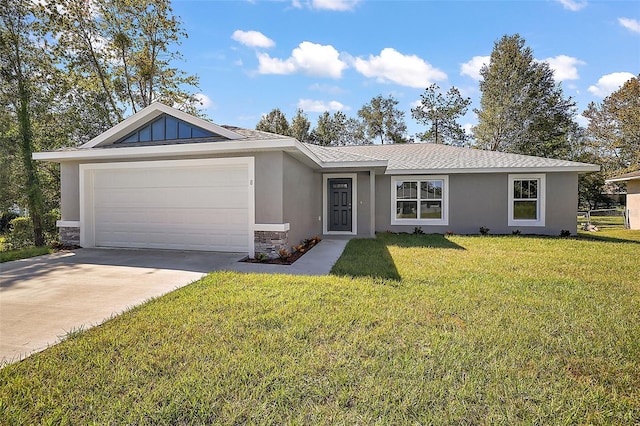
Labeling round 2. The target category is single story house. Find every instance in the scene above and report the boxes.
[34,103,599,257]
[606,171,640,230]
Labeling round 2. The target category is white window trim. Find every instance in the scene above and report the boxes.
[323,173,357,235]
[508,173,546,227]
[390,175,449,226]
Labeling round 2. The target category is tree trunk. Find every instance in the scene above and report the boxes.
[17,79,45,246]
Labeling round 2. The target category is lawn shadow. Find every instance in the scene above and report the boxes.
[378,232,466,250]
[330,238,401,281]
[330,234,465,281]
[575,233,640,245]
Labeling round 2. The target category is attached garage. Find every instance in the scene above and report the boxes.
[80,157,255,252]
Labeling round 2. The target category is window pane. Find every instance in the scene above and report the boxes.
[396,182,417,199]
[421,180,442,199]
[529,180,537,198]
[151,119,165,141]
[122,133,138,143]
[165,117,178,139]
[178,122,191,139]
[420,201,442,219]
[138,126,151,142]
[396,201,417,219]
[191,127,212,138]
[514,180,522,198]
[514,201,537,220]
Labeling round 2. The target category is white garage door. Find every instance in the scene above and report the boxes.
[81,158,254,252]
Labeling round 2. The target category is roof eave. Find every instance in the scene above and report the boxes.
[34,138,304,162]
[606,176,640,183]
[384,165,601,175]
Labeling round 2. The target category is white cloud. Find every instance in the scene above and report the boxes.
[460,55,490,81]
[257,41,347,78]
[353,48,447,88]
[296,0,359,11]
[542,55,585,81]
[619,17,640,33]
[555,0,587,11]
[298,99,345,112]
[194,93,214,109]
[231,30,275,48]
[588,72,635,97]
[575,114,589,128]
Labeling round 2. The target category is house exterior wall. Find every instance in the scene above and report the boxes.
[356,171,372,237]
[60,162,81,221]
[254,151,284,224]
[376,172,578,235]
[627,180,640,230]
[283,153,322,247]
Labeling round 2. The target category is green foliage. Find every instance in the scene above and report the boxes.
[479,226,490,235]
[0,211,19,233]
[5,216,33,249]
[358,94,407,144]
[308,111,363,146]
[583,74,640,174]
[411,84,471,145]
[289,108,311,142]
[255,108,290,136]
[473,34,576,159]
[1,235,639,423]
[0,245,53,262]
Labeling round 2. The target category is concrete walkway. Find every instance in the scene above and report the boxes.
[0,239,348,365]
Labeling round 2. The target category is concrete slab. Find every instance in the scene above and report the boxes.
[0,248,244,365]
[0,239,349,366]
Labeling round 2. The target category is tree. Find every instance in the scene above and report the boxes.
[473,34,576,159]
[0,0,48,245]
[358,95,407,144]
[290,109,310,142]
[583,74,640,174]
[411,84,470,145]
[42,0,201,120]
[256,108,290,136]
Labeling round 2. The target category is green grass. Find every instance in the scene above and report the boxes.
[1,233,639,424]
[0,245,54,263]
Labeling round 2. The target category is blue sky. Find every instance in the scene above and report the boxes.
[171,0,639,137]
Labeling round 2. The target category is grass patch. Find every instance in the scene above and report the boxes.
[0,245,54,263]
[1,234,639,424]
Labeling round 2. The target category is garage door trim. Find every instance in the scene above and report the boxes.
[79,157,255,255]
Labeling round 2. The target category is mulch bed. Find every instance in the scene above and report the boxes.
[242,244,317,265]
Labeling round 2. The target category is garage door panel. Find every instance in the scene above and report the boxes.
[87,160,252,252]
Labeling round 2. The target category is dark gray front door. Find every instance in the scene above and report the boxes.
[328,178,352,232]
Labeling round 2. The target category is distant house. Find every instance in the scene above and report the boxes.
[606,171,640,230]
[34,103,599,257]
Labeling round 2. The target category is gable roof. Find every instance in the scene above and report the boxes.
[606,170,640,182]
[81,103,247,148]
[305,143,600,173]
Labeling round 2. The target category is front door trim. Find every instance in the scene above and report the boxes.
[323,173,357,235]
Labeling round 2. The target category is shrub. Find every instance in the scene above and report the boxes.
[560,229,571,237]
[278,249,290,260]
[512,229,521,235]
[0,211,19,234]
[413,226,424,235]
[479,226,490,236]
[6,217,34,250]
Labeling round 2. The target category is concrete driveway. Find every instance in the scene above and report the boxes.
[0,248,244,365]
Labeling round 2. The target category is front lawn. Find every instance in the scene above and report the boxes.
[0,245,54,263]
[1,233,638,424]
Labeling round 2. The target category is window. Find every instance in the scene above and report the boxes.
[391,176,448,226]
[117,114,215,143]
[508,174,545,227]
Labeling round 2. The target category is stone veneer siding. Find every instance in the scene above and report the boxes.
[59,226,80,246]
[254,230,289,259]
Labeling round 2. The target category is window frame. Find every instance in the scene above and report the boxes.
[508,174,546,227]
[390,175,449,226]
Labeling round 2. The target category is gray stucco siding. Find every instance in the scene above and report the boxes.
[60,162,81,222]
[283,153,322,246]
[376,172,579,235]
